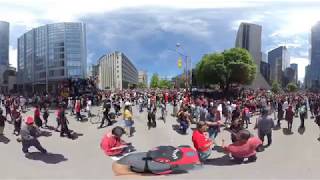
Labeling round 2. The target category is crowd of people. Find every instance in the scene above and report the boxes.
[1,88,320,176]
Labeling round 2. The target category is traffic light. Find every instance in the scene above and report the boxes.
[178,57,182,69]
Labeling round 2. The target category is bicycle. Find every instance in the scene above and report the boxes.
[90,110,102,124]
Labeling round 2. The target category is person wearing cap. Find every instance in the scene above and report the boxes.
[192,121,214,162]
[254,108,274,147]
[222,130,262,163]
[100,126,133,156]
[123,102,134,137]
[20,116,47,154]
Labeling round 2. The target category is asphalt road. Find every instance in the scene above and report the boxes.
[1,104,320,179]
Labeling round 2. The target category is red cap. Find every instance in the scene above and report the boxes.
[26,116,34,125]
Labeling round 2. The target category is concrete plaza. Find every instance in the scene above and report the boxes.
[1,105,320,179]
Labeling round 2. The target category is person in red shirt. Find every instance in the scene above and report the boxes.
[285,105,294,132]
[34,106,42,128]
[101,126,133,156]
[222,130,262,164]
[192,121,214,162]
[75,100,83,121]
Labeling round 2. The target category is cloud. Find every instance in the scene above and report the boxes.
[9,46,17,68]
[2,0,320,83]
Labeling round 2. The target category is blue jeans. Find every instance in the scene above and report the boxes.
[208,127,219,140]
[198,149,212,162]
[180,121,189,134]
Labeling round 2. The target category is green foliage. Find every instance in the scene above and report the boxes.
[195,48,256,89]
[271,81,281,93]
[137,82,147,89]
[287,82,298,92]
[159,79,173,89]
[150,73,159,88]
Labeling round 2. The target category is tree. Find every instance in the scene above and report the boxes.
[137,82,146,89]
[287,82,298,92]
[195,48,256,91]
[271,81,281,93]
[150,73,160,88]
[159,79,173,89]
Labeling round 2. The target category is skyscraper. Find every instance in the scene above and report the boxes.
[0,21,9,66]
[290,63,298,84]
[308,22,320,88]
[17,22,87,93]
[0,21,10,92]
[268,46,290,86]
[235,22,270,89]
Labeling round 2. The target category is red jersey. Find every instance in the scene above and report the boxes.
[192,130,211,152]
[225,137,262,158]
[100,133,126,156]
[75,103,81,113]
[34,108,40,118]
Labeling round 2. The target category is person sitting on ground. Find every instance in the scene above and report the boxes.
[229,118,244,143]
[100,126,133,157]
[192,121,214,162]
[177,108,191,134]
[222,130,262,164]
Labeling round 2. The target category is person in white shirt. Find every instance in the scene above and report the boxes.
[87,98,92,117]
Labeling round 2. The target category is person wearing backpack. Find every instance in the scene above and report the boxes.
[299,102,307,129]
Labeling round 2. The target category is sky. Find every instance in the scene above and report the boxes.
[1,0,320,82]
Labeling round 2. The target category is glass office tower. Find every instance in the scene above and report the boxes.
[0,21,9,66]
[17,22,87,93]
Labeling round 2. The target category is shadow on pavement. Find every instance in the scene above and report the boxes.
[298,127,305,135]
[44,125,57,131]
[25,152,68,164]
[70,132,83,140]
[282,128,294,135]
[273,125,281,131]
[0,135,10,144]
[204,155,238,166]
[212,146,225,153]
[40,130,53,137]
[172,124,187,135]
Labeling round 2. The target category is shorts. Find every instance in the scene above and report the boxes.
[124,120,134,127]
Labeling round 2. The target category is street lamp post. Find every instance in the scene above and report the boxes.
[175,43,192,92]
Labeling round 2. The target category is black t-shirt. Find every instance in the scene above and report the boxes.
[0,115,6,127]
